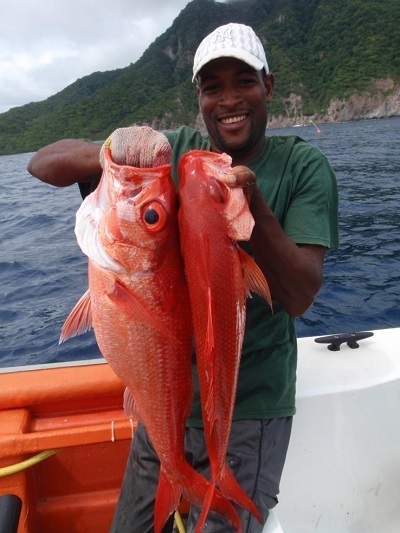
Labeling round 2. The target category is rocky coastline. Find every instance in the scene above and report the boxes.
[268,78,400,129]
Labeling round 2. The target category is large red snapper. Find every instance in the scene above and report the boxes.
[178,150,272,530]
[60,144,241,532]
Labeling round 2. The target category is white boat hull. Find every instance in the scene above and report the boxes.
[264,327,400,533]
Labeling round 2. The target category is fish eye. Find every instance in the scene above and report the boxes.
[144,207,159,224]
[142,202,168,232]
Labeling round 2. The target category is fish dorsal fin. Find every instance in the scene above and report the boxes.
[59,289,92,343]
[109,279,180,342]
[237,247,273,311]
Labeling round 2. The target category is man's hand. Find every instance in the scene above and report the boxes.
[224,165,326,317]
[228,165,257,204]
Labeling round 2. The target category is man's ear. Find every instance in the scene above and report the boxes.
[265,73,274,102]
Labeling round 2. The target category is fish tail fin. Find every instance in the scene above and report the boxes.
[154,469,181,533]
[180,463,242,533]
[218,463,262,524]
[194,481,215,533]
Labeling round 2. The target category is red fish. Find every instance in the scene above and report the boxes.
[178,150,272,530]
[60,144,241,532]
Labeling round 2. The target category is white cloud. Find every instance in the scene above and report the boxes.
[0,0,227,114]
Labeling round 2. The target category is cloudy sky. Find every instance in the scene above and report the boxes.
[0,0,227,114]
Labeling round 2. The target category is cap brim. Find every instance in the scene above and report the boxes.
[192,49,265,82]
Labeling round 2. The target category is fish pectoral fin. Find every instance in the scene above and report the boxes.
[154,469,181,533]
[59,289,92,343]
[109,280,179,342]
[123,387,140,420]
[238,246,273,311]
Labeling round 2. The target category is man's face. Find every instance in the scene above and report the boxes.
[197,57,274,165]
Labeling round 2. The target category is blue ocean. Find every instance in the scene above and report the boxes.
[1,118,399,368]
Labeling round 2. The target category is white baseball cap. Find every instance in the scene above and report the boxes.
[192,23,269,82]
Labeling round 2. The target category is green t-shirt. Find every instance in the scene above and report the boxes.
[164,126,339,425]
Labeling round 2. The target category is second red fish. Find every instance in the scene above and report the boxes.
[178,150,272,530]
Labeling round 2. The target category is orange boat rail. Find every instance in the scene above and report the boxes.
[0,361,133,533]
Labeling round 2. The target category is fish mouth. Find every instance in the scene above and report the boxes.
[219,114,248,126]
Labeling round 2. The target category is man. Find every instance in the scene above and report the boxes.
[28,23,339,532]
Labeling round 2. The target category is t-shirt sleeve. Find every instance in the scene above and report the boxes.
[283,144,339,249]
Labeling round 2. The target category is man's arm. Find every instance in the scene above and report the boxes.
[27,139,102,187]
[249,185,325,317]
[231,166,326,318]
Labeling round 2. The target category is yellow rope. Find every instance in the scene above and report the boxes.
[174,509,186,533]
[0,449,59,477]
[0,449,186,533]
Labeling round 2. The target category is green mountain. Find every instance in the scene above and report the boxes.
[1,0,399,155]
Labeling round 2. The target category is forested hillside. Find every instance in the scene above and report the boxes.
[0,0,399,154]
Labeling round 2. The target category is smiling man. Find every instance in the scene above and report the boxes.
[197,55,273,163]
[28,23,339,532]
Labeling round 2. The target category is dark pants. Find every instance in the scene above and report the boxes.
[110,418,292,533]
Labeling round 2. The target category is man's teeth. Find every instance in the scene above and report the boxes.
[221,115,246,124]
